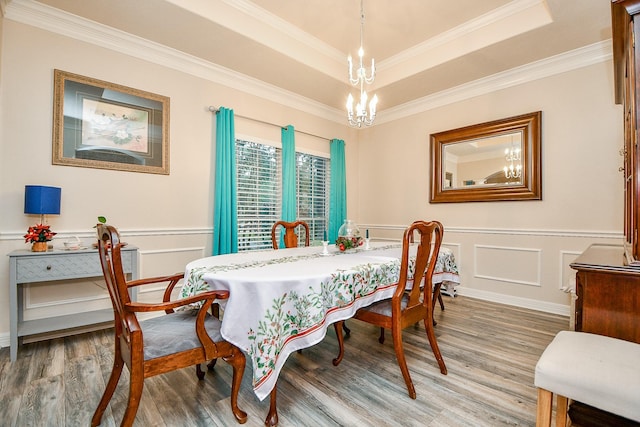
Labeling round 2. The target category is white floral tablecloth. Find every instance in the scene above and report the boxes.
[180,241,459,401]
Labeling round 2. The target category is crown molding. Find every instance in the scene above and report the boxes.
[378,39,613,125]
[164,0,345,78]
[377,0,552,88]
[218,0,345,63]
[5,0,344,123]
[5,0,613,128]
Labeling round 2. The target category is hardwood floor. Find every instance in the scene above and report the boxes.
[0,297,570,426]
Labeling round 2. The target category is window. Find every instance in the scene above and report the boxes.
[236,138,329,251]
[296,152,329,242]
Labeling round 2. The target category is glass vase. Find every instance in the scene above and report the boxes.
[336,220,363,252]
[338,219,361,239]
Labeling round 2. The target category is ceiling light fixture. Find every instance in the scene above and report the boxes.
[346,0,377,128]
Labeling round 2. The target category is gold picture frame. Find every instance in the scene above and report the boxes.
[52,69,170,174]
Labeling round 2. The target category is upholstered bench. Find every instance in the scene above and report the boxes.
[534,330,640,426]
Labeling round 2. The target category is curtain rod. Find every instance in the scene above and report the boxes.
[208,106,332,142]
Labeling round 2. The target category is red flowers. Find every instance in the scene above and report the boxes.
[335,235,363,251]
[24,224,57,243]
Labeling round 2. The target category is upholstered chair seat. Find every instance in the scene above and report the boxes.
[535,330,640,426]
[140,311,223,360]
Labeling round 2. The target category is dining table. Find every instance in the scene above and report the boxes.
[180,241,459,425]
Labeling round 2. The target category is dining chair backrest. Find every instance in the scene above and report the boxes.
[400,220,443,318]
[271,220,310,249]
[96,224,134,337]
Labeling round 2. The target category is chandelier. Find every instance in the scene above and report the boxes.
[346,0,378,127]
[503,142,522,179]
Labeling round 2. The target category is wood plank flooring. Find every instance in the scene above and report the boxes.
[0,297,570,426]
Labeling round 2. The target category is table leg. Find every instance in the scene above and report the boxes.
[265,387,278,426]
[332,321,345,366]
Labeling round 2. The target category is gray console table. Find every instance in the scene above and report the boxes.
[8,246,138,361]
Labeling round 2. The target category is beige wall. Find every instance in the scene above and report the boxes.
[0,20,356,343]
[356,60,623,313]
[0,11,624,348]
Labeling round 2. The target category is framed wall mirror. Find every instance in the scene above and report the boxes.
[430,111,542,203]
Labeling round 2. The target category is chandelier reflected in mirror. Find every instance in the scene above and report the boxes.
[347,0,378,127]
[503,136,522,179]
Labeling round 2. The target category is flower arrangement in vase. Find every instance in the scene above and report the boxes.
[24,224,56,252]
[335,235,363,251]
[335,219,363,252]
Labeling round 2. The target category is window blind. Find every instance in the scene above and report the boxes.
[236,138,330,251]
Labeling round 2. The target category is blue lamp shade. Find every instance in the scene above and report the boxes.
[24,185,61,215]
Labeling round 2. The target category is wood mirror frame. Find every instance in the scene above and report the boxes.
[430,111,542,203]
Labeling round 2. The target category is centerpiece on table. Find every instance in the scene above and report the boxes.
[336,219,363,252]
[24,223,56,252]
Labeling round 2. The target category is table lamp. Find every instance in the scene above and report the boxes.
[24,185,61,224]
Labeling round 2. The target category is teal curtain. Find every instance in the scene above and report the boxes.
[328,139,347,243]
[281,125,296,221]
[213,107,238,255]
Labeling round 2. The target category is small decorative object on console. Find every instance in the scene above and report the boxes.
[336,219,363,251]
[24,223,56,252]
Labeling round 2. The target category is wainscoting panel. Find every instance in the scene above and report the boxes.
[356,224,621,314]
[474,244,542,287]
[137,246,206,297]
[559,250,582,291]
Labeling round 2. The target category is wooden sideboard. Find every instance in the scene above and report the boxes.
[570,244,640,344]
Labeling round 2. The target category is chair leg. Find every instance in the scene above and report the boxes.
[224,349,248,424]
[207,359,217,371]
[379,327,385,344]
[332,321,345,366]
[391,324,416,399]
[91,352,124,426]
[196,364,205,380]
[536,388,553,427]
[207,305,221,371]
[431,285,445,326]
[211,303,220,319]
[422,318,447,375]
[121,366,144,427]
[343,321,351,337]
[556,395,569,427]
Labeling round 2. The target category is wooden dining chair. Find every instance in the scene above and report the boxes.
[333,220,448,399]
[91,224,247,426]
[409,230,446,320]
[271,220,310,249]
[271,219,339,344]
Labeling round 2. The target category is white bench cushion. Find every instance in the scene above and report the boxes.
[534,330,640,422]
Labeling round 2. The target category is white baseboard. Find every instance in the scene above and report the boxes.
[457,286,571,317]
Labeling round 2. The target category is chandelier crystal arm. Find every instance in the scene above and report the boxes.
[346,0,377,127]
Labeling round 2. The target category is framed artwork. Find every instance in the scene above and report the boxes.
[52,69,170,174]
